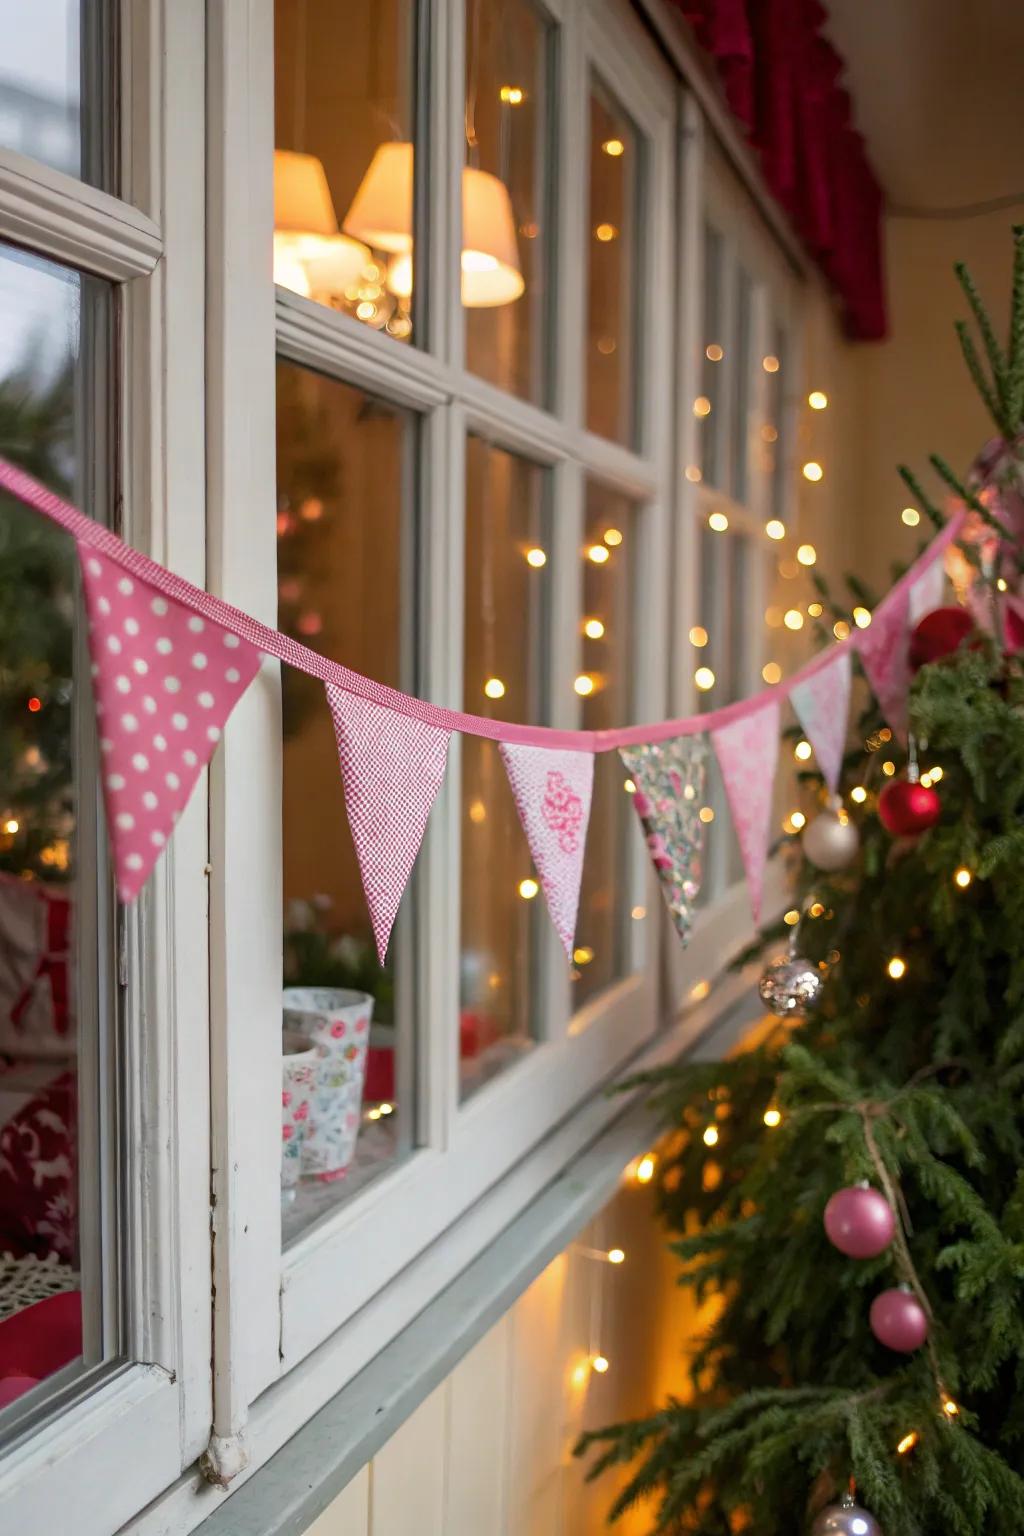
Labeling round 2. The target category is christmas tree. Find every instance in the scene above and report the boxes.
[576,227,1024,1534]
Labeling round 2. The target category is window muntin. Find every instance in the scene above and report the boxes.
[277,360,417,1241]
[463,0,554,404]
[0,243,118,1429]
[274,0,419,342]
[585,81,641,447]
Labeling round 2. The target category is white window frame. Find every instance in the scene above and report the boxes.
[0,4,213,1531]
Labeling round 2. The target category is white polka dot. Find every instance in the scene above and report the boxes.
[98,596,111,616]
[143,695,158,715]
[183,749,198,768]
[192,652,207,670]
[116,812,135,831]
[107,635,122,654]
[150,831,165,848]
[118,577,134,596]
[188,616,204,633]
[132,753,149,772]
[224,633,240,649]
[163,676,181,694]
[172,712,188,731]
[115,676,131,694]
[142,791,158,811]
[198,691,214,709]
[124,617,140,636]
[100,739,112,754]
[207,726,221,743]
[90,663,99,678]
[151,597,168,617]
[125,853,143,871]
[122,714,139,732]
[133,658,149,675]
[87,558,102,576]
[153,734,167,752]
[107,774,125,791]
[165,772,180,791]
[226,668,240,684]
[156,637,173,655]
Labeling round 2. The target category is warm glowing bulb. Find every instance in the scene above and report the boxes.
[850,786,867,803]
[784,609,804,631]
[784,909,800,926]
[525,546,547,567]
[702,1125,719,1147]
[699,806,715,824]
[635,1154,655,1184]
[571,1362,589,1387]
[762,354,780,373]
[518,877,539,900]
[897,1431,919,1455]
[607,1248,625,1264]
[763,1107,782,1128]
[929,766,943,782]
[685,463,703,482]
[887,956,907,980]
[592,1355,609,1374]
[595,224,618,244]
[882,760,896,776]
[587,544,610,564]
[690,979,710,1001]
[705,342,724,361]
[762,661,782,685]
[499,84,524,103]
[833,620,851,640]
[901,506,921,527]
[808,390,828,410]
[574,673,595,696]
[808,601,823,618]
[789,810,807,830]
[954,867,972,889]
[469,799,487,823]
[631,905,646,920]
[943,1399,959,1417]
[797,543,817,566]
[583,617,605,639]
[602,137,624,157]
[623,778,636,794]
[573,945,594,965]
[794,740,813,761]
[802,461,823,482]
[693,395,712,418]
[3,819,18,835]
[604,527,623,547]
[997,576,1008,592]
[379,1101,394,1115]
[920,772,933,788]
[689,625,709,647]
[694,666,715,691]
[765,519,786,541]
[853,606,872,629]
[484,677,506,699]
[708,511,729,532]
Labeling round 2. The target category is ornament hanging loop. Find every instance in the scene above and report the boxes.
[906,732,920,785]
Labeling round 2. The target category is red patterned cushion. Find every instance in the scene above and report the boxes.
[0,1070,77,1262]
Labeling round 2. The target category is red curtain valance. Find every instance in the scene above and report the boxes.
[671,0,887,340]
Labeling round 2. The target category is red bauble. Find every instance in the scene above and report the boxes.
[877,777,941,837]
[869,1287,929,1352]
[824,1185,895,1259]
[909,606,974,671]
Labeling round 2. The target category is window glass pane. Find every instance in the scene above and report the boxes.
[731,267,752,502]
[574,485,640,1007]
[0,1,115,189]
[764,324,786,525]
[0,242,117,1426]
[274,0,418,343]
[695,521,750,895]
[585,83,640,447]
[460,440,548,1099]
[697,222,724,487]
[463,0,553,403]
[277,360,416,1243]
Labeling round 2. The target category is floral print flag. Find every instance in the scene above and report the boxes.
[499,742,594,959]
[619,736,707,944]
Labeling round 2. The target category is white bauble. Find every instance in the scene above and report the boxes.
[803,809,859,872]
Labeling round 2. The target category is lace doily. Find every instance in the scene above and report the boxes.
[0,1251,78,1322]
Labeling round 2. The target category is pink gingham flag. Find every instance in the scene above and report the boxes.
[326,685,451,962]
[856,586,911,738]
[80,548,261,900]
[790,651,851,794]
[710,700,780,924]
[499,743,594,959]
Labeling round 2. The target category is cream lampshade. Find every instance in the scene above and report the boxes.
[460,166,524,307]
[343,141,414,254]
[273,149,368,297]
[274,149,337,237]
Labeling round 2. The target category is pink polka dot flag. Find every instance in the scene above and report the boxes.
[790,651,851,795]
[857,584,911,739]
[499,743,594,958]
[79,549,262,899]
[710,699,780,925]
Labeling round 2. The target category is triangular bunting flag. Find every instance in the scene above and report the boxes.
[619,736,707,944]
[498,742,594,959]
[908,554,945,624]
[80,549,261,900]
[790,652,851,795]
[711,701,780,924]
[326,685,451,962]
[856,587,911,737]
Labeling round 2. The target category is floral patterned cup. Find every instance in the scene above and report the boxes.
[281,1031,319,1198]
[282,988,374,1180]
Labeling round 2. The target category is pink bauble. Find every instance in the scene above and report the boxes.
[824,1185,895,1259]
[870,1288,929,1352]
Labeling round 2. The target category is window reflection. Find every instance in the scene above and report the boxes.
[464,0,552,402]
[574,484,641,1007]
[0,1,114,188]
[276,360,416,1241]
[695,520,751,894]
[586,84,641,446]
[460,440,548,1098]
[698,222,725,487]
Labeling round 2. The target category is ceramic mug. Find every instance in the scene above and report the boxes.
[281,1031,319,1196]
[282,988,374,1180]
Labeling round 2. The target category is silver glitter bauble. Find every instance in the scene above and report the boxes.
[810,1493,882,1535]
[803,809,860,872]
[758,952,824,1016]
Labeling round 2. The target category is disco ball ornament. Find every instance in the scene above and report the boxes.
[803,808,860,872]
[908,605,974,671]
[870,1286,929,1352]
[758,953,824,1017]
[824,1184,895,1259]
[811,1492,882,1536]
[877,777,941,838]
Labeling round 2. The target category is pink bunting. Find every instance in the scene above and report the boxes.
[789,651,851,794]
[79,549,261,900]
[908,555,945,625]
[498,743,594,958]
[326,686,451,963]
[856,587,911,737]
[710,701,780,924]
